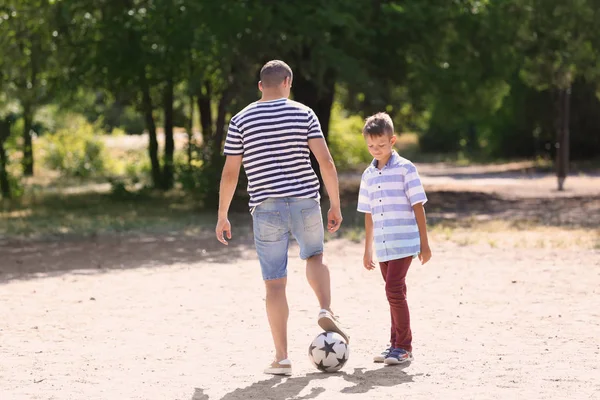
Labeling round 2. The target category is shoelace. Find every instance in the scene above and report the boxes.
[388,348,408,358]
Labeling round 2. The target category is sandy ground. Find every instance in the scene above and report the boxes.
[1,234,599,400]
[1,166,600,400]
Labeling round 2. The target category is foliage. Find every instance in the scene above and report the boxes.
[1,0,600,198]
[38,120,107,179]
[328,103,372,171]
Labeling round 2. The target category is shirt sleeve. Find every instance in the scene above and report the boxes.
[404,163,428,206]
[307,109,324,140]
[357,174,371,213]
[223,120,243,155]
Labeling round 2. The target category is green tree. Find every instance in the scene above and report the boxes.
[0,111,16,199]
[55,0,188,190]
[517,0,600,190]
[0,0,59,176]
[384,1,524,154]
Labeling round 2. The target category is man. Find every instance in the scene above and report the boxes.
[215,60,349,375]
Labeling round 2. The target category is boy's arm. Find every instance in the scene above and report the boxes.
[412,202,432,264]
[216,155,242,245]
[363,213,376,270]
[308,138,342,233]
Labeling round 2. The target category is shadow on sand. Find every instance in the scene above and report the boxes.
[191,364,420,400]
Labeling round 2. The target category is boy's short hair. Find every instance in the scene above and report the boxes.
[260,60,293,88]
[363,112,394,137]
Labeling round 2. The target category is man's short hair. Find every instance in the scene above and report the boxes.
[260,60,293,88]
[363,112,394,137]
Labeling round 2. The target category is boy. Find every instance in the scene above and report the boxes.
[357,112,432,365]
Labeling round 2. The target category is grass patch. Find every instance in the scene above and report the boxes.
[2,187,598,250]
[0,190,248,240]
[340,217,599,250]
[428,219,599,250]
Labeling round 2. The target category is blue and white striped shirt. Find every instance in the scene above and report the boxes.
[223,98,323,208]
[357,151,428,262]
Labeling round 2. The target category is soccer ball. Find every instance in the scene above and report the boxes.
[308,331,349,373]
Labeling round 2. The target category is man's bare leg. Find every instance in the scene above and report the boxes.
[306,254,349,342]
[306,254,331,311]
[265,277,289,361]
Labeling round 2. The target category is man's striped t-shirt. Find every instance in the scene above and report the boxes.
[357,151,428,262]
[223,98,324,208]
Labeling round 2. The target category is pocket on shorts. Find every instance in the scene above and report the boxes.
[301,201,322,232]
[254,211,285,242]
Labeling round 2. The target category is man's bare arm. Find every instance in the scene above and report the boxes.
[216,155,242,244]
[308,138,342,232]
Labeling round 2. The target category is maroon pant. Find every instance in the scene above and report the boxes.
[380,256,413,352]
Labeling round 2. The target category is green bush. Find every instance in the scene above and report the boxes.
[328,104,372,171]
[39,120,107,179]
[7,173,25,198]
[119,106,145,135]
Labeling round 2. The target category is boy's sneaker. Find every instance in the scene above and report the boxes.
[318,309,350,343]
[264,359,292,375]
[384,348,413,365]
[373,346,393,363]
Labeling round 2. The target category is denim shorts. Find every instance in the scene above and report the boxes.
[251,197,324,280]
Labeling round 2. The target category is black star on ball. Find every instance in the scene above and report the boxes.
[308,344,317,356]
[316,359,329,372]
[319,340,336,358]
[335,352,348,368]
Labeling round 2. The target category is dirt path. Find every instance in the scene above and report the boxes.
[2,164,599,399]
[1,234,599,400]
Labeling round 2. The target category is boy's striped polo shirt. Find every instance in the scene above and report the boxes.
[357,151,428,262]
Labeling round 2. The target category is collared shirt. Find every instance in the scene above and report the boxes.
[357,151,428,262]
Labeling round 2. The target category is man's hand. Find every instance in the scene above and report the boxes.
[418,243,432,265]
[363,251,376,270]
[216,217,232,245]
[327,207,343,233]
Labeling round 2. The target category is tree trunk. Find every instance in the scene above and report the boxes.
[21,37,39,177]
[197,81,213,138]
[292,70,319,118]
[291,48,336,141]
[214,86,232,158]
[162,77,175,190]
[292,62,337,195]
[22,105,34,176]
[197,80,213,163]
[140,70,162,189]
[556,86,571,191]
[314,68,336,140]
[198,84,233,209]
[0,119,11,199]
[187,93,194,171]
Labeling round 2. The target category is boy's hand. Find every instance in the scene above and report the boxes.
[215,217,232,245]
[327,207,343,233]
[418,244,432,265]
[363,251,376,270]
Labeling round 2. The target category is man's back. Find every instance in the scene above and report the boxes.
[224,98,324,208]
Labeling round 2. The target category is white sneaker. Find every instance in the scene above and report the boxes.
[318,309,350,343]
[264,359,292,375]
